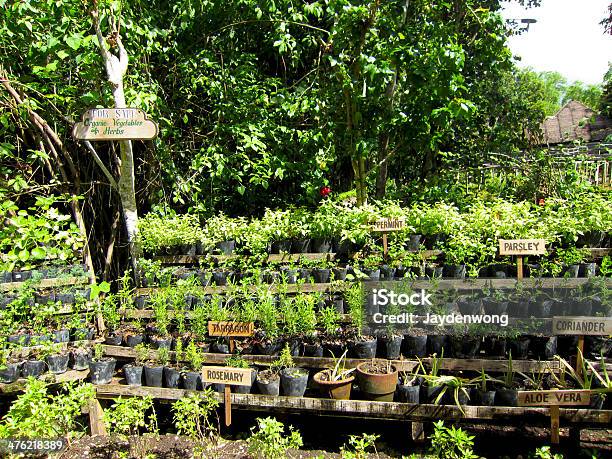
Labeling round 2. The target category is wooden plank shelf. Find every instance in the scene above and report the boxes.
[10,340,99,359]
[0,369,90,395]
[0,276,91,292]
[94,384,612,424]
[134,277,612,296]
[101,345,563,373]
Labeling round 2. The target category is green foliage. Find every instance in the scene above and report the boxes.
[0,379,94,440]
[428,421,478,459]
[171,390,219,442]
[531,446,563,459]
[340,433,380,459]
[247,417,303,459]
[103,396,158,437]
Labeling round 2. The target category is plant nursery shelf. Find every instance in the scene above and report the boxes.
[101,345,565,373]
[0,369,90,395]
[10,340,99,359]
[0,276,92,292]
[93,384,612,424]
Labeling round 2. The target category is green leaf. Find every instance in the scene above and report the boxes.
[65,34,82,50]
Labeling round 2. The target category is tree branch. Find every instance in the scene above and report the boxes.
[83,141,119,190]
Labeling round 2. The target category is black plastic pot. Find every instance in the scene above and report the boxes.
[164,367,181,388]
[8,333,30,346]
[331,267,347,281]
[72,349,91,370]
[482,299,508,315]
[256,373,280,395]
[55,292,75,304]
[495,388,518,406]
[46,354,69,374]
[349,338,377,359]
[457,298,481,315]
[125,334,145,348]
[22,360,46,378]
[578,230,606,248]
[312,268,331,283]
[585,336,612,359]
[529,300,552,318]
[407,234,422,251]
[473,389,496,406]
[427,335,446,356]
[279,268,298,284]
[256,341,283,356]
[72,327,95,341]
[0,271,12,283]
[0,363,20,383]
[444,264,466,279]
[281,367,309,397]
[531,336,557,360]
[311,238,332,253]
[449,335,481,358]
[331,295,345,314]
[482,336,507,357]
[508,299,529,318]
[210,342,230,354]
[590,393,605,410]
[402,335,427,358]
[322,342,347,358]
[12,270,32,282]
[364,292,379,316]
[362,268,381,281]
[144,365,164,387]
[89,359,116,384]
[182,371,202,390]
[271,240,292,254]
[123,364,143,386]
[303,343,324,357]
[379,265,394,280]
[35,292,56,304]
[569,300,592,316]
[508,337,530,359]
[298,268,312,282]
[150,337,173,350]
[421,384,443,403]
[105,333,123,346]
[216,240,236,255]
[425,265,444,278]
[564,264,580,278]
[397,384,420,403]
[233,367,258,394]
[197,270,211,287]
[291,239,311,253]
[443,388,470,406]
[53,329,71,343]
[378,335,403,359]
[580,263,597,278]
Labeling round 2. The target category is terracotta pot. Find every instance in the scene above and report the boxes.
[356,362,398,402]
[313,370,355,400]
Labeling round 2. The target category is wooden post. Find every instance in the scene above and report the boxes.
[516,255,523,280]
[88,399,107,436]
[550,405,560,444]
[382,232,388,259]
[224,385,232,426]
[229,337,235,353]
[576,335,585,377]
[411,421,425,442]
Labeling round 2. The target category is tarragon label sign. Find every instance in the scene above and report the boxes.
[518,390,591,407]
[208,321,255,337]
[73,108,158,140]
[202,366,252,386]
[499,239,546,256]
[371,218,405,232]
[552,316,612,336]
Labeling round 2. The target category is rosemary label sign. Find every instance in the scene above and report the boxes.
[208,321,255,337]
[498,239,546,256]
[202,366,252,387]
[552,317,612,336]
[518,390,591,406]
[371,218,405,232]
[73,108,158,140]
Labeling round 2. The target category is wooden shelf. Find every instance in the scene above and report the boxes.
[102,345,565,373]
[0,276,91,292]
[0,369,90,395]
[94,384,612,424]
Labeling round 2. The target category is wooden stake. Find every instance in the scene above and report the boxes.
[382,232,388,259]
[576,335,585,377]
[550,405,560,444]
[88,399,107,436]
[229,338,235,353]
[224,385,232,426]
[516,255,524,280]
[411,421,425,442]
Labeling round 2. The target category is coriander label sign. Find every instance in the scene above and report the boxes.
[518,390,591,407]
[73,108,158,141]
[498,239,546,256]
[552,316,612,336]
[202,366,252,387]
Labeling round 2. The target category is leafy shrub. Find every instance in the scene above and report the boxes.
[172,390,219,444]
[247,417,303,459]
[340,433,380,459]
[428,421,478,459]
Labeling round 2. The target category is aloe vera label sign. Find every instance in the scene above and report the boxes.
[202,366,252,386]
[518,390,591,406]
[73,108,158,140]
[552,317,612,336]
[499,239,546,256]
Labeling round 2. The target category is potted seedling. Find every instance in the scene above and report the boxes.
[360,253,383,281]
[310,259,332,284]
[313,349,355,400]
[163,343,181,389]
[21,348,47,378]
[44,342,69,374]
[71,342,92,370]
[396,365,422,404]
[143,346,165,388]
[425,374,472,414]
[319,306,346,357]
[123,343,146,386]
[255,355,282,396]
[182,341,204,390]
[377,301,403,359]
[347,284,377,359]
[254,294,283,355]
[278,344,309,397]
[356,359,398,402]
[495,352,520,406]
[101,293,122,345]
[0,348,20,384]
[89,343,116,384]
[470,368,498,406]
[226,354,257,394]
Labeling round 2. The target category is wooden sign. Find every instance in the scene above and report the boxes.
[499,239,546,256]
[518,389,591,407]
[73,108,158,140]
[208,321,255,337]
[552,316,612,336]
[371,218,405,232]
[202,366,252,386]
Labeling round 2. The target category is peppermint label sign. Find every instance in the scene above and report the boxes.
[73,108,158,141]
[371,218,405,232]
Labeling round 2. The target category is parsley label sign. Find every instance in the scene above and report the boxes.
[498,239,546,256]
[73,108,158,141]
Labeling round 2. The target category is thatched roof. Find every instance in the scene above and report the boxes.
[539,100,612,145]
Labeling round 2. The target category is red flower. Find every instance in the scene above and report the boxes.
[538,198,545,206]
[320,186,331,197]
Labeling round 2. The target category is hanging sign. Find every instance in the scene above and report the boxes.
[498,239,547,256]
[73,108,158,140]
